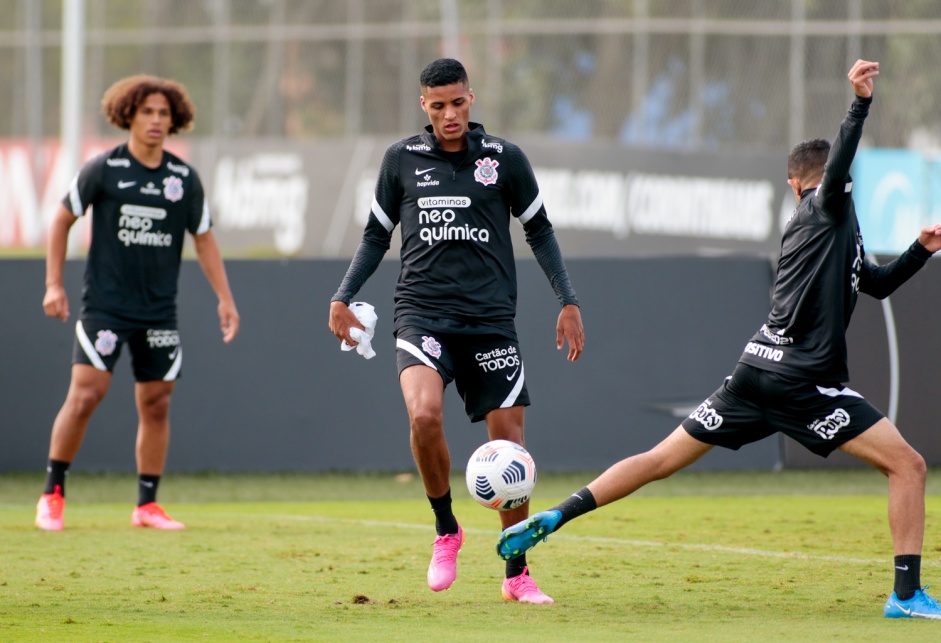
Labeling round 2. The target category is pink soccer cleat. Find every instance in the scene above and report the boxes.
[131,502,185,530]
[36,485,65,531]
[502,566,554,604]
[427,525,465,591]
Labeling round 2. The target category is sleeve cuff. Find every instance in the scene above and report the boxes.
[910,240,934,260]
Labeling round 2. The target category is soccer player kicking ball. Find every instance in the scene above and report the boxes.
[329,58,584,603]
[498,59,941,620]
[37,75,239,531]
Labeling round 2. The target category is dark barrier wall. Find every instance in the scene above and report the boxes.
[2,257,938,473]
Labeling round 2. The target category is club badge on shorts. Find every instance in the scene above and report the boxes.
[421,335,442,358]
[474,158,499,186]
[95,330,118,356]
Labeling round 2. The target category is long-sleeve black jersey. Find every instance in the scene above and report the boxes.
[332,123,578,334]
[739,95,931,382]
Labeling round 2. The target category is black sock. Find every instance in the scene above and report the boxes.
[894,554,922,600]
[505,553,527,578]
[554,487,598,529]
[138,474,161,507]
[44,459,71,496]
[428,489,458,536]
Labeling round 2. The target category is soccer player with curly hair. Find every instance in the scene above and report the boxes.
[36,75,240,531]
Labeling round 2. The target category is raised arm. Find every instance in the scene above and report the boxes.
[816,60,879,214]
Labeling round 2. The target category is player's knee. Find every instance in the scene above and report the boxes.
[409,409,443,441]
[901,448,927,482]
[66,385,106,419]
[885,443,928,483]
[139,391,172,421]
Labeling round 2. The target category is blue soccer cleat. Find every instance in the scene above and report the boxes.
[496,510,562,560]
[884,586,941,619]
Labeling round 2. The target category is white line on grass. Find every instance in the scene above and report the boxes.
[11,505,938,568]
[230,511,941,568]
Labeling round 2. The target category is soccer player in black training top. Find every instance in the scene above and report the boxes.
[329,58,584,603]
[498,60,941,619]
[37,75,239,532]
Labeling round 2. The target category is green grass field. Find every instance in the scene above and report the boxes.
[2,470,941,641]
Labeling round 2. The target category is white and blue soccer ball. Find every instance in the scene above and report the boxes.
[465,439,536,511]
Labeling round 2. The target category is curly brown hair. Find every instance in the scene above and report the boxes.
[101,75,196,134]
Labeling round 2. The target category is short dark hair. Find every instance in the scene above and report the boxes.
[787,138,830,182]
[419,58,468,89]
[101,74,196,135]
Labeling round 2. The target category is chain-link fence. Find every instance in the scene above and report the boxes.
[4,0,941,151]
[3,0,941,257]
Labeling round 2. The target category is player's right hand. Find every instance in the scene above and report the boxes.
[329,300,365,346]
[848,59,878,98]
[43,284,70,321]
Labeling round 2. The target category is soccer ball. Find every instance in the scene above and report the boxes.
[465,439,536,511]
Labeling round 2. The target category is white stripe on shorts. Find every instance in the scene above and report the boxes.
[500,363,525,408]
[164,346,182,381]
[396,338,437,370]
[816,385,863,399]
[75,320,108,370]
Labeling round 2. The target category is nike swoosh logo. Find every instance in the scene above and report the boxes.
[140,481,155,488]
[415,167,435,175]
[895,604,912,615]
[118,181,137,189]
[506,367,519,380]
[169,347,180,360]
[896,565,909,571]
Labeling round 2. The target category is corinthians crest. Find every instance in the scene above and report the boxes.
[421,335,442,358]
[95,329,118,356]
[163,175,184,202]
[474,157,499,186]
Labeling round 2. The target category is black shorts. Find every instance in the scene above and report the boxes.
[681,363,884,457]
[73,319,183,382]
[395,324,530,423]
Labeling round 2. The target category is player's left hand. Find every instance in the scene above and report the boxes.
[42,284,70,321]
[556,304,584,362]
[917,223,941,254]
[218,299,240,343]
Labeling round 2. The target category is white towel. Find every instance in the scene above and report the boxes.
[341,301,378,359]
